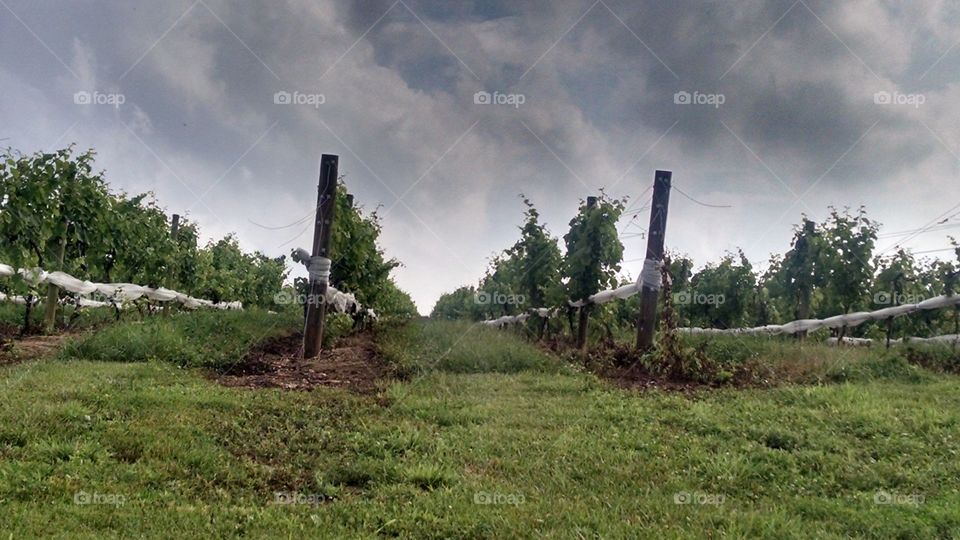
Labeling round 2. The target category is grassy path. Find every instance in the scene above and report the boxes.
[1,318,959,538]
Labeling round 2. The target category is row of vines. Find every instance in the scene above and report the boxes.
[432,194,960,342]
[0,145,417,334]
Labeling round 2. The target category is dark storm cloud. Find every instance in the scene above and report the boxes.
[2,0,959,311]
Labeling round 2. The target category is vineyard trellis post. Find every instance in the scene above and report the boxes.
[636,170,672,351]
[42,236,67,333]
[163,214,182,317]
[303,154,339,359]
[576,196,598,349]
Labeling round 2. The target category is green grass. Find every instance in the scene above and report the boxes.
[674,334,937,385]
[379,320,571,376]
[58,309,306,369]
[0,302,118,337]
[1,319,960,537]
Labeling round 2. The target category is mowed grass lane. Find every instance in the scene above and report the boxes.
[0,318,958,538]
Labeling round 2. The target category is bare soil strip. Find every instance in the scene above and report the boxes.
[215,332,388,394]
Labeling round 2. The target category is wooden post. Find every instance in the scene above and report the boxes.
[42,237,67,333]
[576,196,598,350]
[303,154,339,359]
[636,170,672,351]
[161,214,182,316]
[886,273,904,349]
[954,305,959,351]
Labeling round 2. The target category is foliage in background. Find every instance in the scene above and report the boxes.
[0,146,289,311]
[431,196,960,343]
[562,194,626,303]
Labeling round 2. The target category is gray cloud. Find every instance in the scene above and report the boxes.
[1,0,959,312]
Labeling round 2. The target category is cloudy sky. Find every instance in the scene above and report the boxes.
[2,0,959,312]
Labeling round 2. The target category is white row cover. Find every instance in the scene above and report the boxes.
[678,294,960,336]
[827,334,960,347]
[0,262,243,311]
[295,248,377,320]
[476,257,960,333]
[569,283,640,308]
[490,260,661,321]
[481,313,530,327]
[481,307,567,327]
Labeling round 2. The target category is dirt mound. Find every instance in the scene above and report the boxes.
[0,334,71,366]
[596,363,706,393]
[215,332,388,394]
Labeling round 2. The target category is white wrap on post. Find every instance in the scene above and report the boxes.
[638,259,663,291]
[308,256,332,285]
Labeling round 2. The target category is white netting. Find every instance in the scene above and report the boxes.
[294,247,375,319]
[532,307,559,318]
[0,262,242,311]
[481,313,530,327]
[917,295,960,310]
[589,284,640,306]
[145,287,178,302]
[18,268,47,287]
[907,334,960,344]
[827,337,874,347]
[44,271,99,295]
[76,297,111,308]
[869,304,918,320]
[677,295,960,337]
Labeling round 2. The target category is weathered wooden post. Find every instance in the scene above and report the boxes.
[303,154,339,358]
[576,196,598,350]
[42,238,67,333]
[884,273,905,349]
[636,170,672,351]
[160,213,183,316]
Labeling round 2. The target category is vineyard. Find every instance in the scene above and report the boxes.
[2,147,960,538]
[434,185,960,368]
[0,147,416,338]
